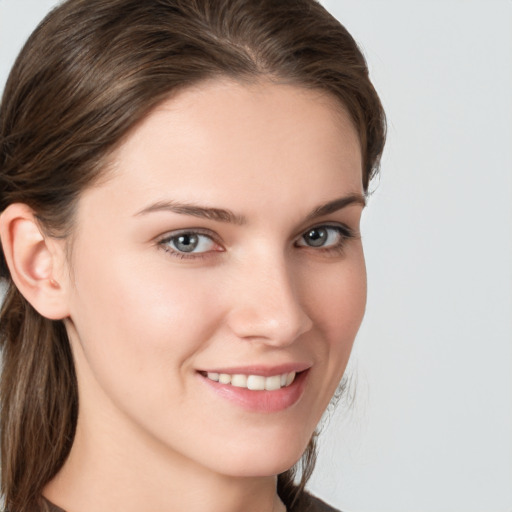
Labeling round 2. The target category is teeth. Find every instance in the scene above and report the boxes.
[218,373,231,384]
[265,375,282,391]
[285,372,295,386]
[231,374,247,388]
[205,371,296,390]
[247,375,265,390]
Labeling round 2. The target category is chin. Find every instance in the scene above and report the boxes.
[221,458,300,479]
[207,434,310,479]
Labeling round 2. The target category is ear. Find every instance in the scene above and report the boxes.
[0,203,71,320]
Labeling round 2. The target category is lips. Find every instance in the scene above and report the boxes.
[197,365,310,413]
[204,371,296,390]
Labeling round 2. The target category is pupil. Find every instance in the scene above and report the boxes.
[174,233,198,252]
[306,228,327,247]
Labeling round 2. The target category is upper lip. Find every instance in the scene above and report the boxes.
[197,362,312,377]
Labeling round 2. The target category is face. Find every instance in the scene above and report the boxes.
[63,79,366,478]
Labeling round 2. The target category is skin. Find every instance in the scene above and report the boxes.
[38,79,367,512]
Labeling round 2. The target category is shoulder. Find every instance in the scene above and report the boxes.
[40,498,66,512]
[290,491,342,512]
[1,498,65,512]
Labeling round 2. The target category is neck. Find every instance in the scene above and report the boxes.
[43,324,291,512]
[43,405,286,512]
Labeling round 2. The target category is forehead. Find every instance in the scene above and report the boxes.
[83,79,363,220]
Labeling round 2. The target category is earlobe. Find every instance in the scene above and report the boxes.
[0,203,70,320]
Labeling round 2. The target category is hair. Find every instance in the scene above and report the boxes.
[0,0,385,510]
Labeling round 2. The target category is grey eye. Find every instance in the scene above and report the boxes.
[303,227,329,247]
[172,233,199,252]
[162,232,218,255]
[296,225,350,250]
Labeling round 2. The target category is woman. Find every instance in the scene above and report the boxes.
[0,0,385,511]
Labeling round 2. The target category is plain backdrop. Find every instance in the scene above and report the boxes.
[1,1,511,511]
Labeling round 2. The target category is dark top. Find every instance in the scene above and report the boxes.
[293,493,341,512]
[41,492,341,512]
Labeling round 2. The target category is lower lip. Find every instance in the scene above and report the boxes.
[198,370,309,413]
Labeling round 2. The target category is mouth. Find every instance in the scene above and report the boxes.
[197,367,310,413]
[200,371,297,391]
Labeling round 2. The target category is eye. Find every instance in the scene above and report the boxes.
[158,230,222,258]
[295,225,353,250]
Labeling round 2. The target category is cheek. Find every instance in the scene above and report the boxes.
[303,248,366,382]
[66,242,225,392]
[306,246,366,335]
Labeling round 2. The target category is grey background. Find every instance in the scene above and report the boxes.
[1,1,511,511]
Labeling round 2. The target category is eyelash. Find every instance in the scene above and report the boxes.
[157,229,222,260]
[294,224,355,255]
[157,224,356,261]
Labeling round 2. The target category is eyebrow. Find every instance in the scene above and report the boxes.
[135,200,247,225]
[134,193,366,225]
[304,193,366,221]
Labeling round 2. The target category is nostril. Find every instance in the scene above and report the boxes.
[226,299,312,346]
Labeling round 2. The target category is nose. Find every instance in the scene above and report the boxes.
[226,254,313,346]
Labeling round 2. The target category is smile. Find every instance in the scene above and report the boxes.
[199,368,309,413]
[204,371,296,390]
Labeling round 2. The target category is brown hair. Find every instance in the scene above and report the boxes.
[0,0,386,510]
